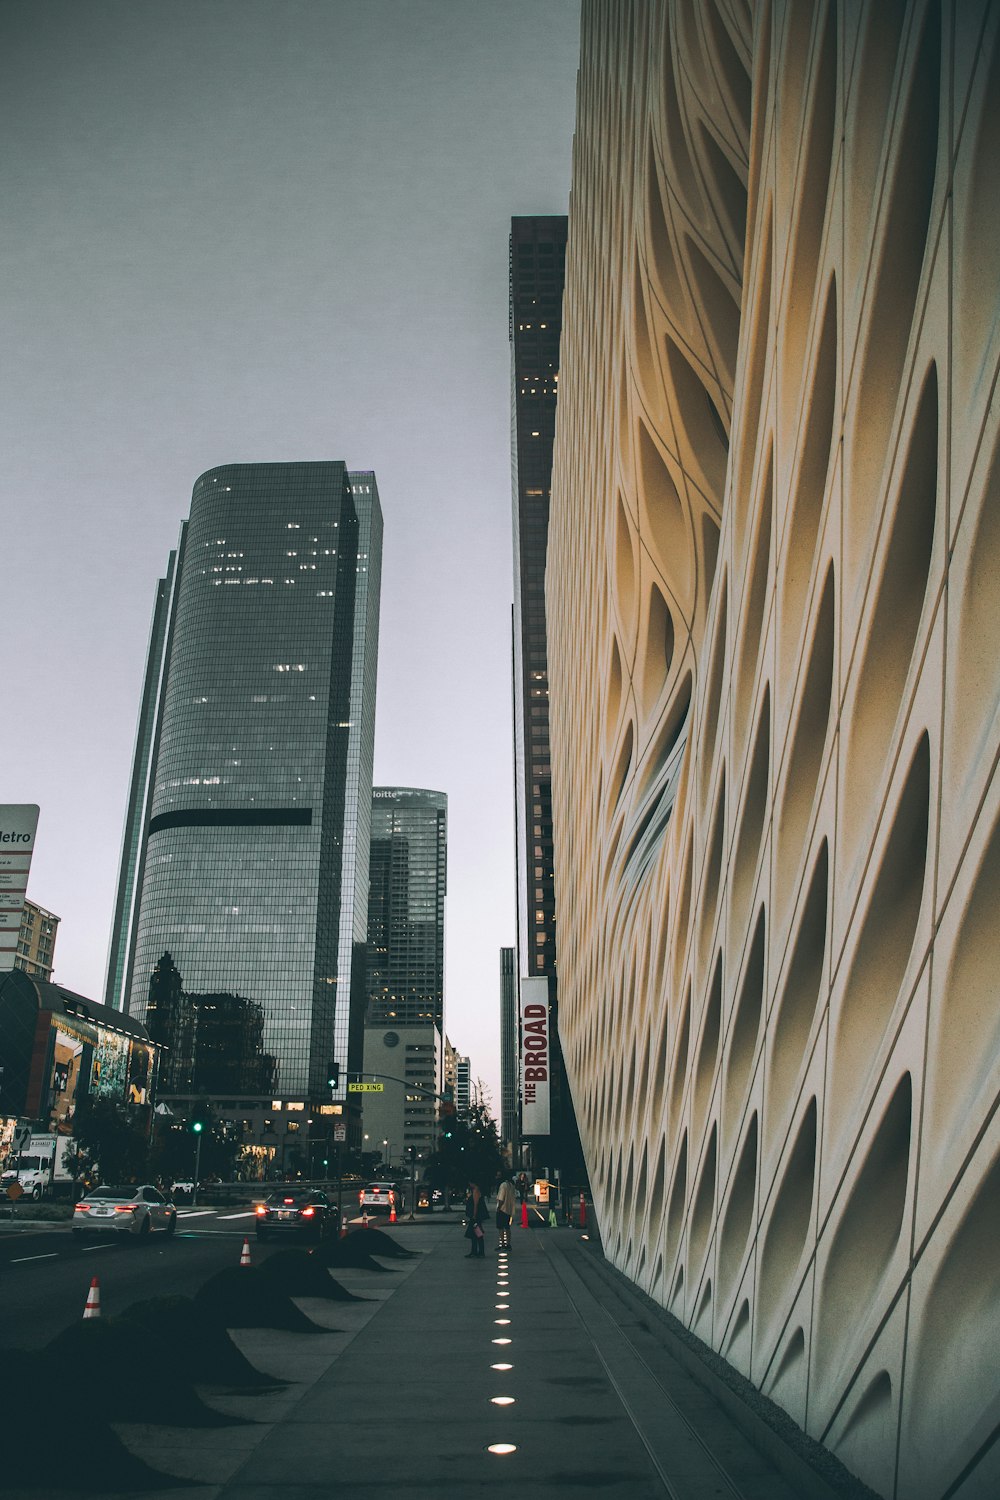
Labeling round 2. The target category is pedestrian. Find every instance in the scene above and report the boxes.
[495,1172,516,1250]
[463,1181,488,1258]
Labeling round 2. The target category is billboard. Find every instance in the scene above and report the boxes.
[520,976,551,1135]
[0,805,39,972]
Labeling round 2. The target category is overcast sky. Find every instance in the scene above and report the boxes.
[2,0,580,1109]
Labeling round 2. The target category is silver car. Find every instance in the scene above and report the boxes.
[72,1184,177,1240]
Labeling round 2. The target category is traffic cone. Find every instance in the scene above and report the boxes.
[362,1209,369,1227]
[240,1237,251,1267]
[389,1202,397,1224]
[520,1200,529,1229]
[579,1193,587,1230]
[83,1276,101,1319]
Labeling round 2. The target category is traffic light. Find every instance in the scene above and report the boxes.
[327,1061,340,1088]
[191,1120,204,1134]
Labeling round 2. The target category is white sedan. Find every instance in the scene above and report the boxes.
[72,1184,177,1240]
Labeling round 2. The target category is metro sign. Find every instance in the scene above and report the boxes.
[0,805,39,973]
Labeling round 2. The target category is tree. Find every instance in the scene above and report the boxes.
[70,1098,150,1183]
[425,1094,505,1201]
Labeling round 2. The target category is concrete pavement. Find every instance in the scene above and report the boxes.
[4,1216,878,1498]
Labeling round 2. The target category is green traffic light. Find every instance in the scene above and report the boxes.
[192,1121,204,1133]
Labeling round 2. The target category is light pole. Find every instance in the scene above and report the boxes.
[191,1122,204,1207]
[382,1139,390,1172]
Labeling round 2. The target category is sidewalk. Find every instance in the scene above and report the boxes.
[6,1218,875,1499]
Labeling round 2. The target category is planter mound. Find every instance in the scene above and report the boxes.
[194,1265,327,1332]
[313,1236,397,1272]
[47,1318,245,1427]
[122,1295,285,1389]
[348,1226,418,1259]
[0,1348,189,1491]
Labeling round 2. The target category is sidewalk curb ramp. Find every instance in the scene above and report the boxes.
[48,1317,252,1428]
[122,1294,287,1390]
[194,1266,330,1333]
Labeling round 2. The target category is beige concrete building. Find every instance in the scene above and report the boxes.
[13,899,59,982]
[546,4,1000,1497]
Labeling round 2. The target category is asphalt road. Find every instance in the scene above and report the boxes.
[0,1207,262,1350]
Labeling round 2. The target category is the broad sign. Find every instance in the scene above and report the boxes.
[0,805,39,973]
[520,975,551,1135]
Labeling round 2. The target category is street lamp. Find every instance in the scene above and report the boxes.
[382,1138,390,1171]
[191,1121,204,1207]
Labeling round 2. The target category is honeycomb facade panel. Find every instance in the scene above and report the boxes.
[547,3,1000,1494]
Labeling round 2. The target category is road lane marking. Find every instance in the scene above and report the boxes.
[82,1244,117,1251]
[216,1211,256,1220]
[175,1209,216,1218]
[10,1253,58,1263]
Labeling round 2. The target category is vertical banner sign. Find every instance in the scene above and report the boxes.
[520,975,551,1135]
[0,805,40,973]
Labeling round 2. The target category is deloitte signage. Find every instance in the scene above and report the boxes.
[0,805,40,972]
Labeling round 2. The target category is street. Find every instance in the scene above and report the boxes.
[0,1207,260,1349]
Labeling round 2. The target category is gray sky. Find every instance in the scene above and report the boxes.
[2,0,580,1109]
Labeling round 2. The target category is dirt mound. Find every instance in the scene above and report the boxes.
[348,1226,418,1258]
[47,1318,246,1427]
[194,1265,328,1332]
[312,1236,397,1272]
[0,1349,188,1490]
[257,1248,346,1307]
[121,1294,284,1388]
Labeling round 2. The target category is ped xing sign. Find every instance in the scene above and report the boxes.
[520,975,551,1135]
[348,1081,384,1092]
[0,805,39,973]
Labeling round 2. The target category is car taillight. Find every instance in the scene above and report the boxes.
[282,1197,294,1205]
[389,1192,394,1204]
[114,1204,138,1213]
[255,1204,267,1216]
[75,1203,89,1212]
[301,1206,315,1217]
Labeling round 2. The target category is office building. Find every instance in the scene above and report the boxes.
[499,946,517,1153]
[106,462,382,1123]
[454,1053,471,1117]
[546,5,1000,1498]
[365,788,447,1028]
[13,900,59,982]
[509,214,584,1183]
[359,1025,441,1169]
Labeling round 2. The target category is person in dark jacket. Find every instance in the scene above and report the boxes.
[463,1181,488,1258]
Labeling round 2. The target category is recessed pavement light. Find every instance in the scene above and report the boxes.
[496,1303,509,1309]
[492,1337,512,1345]
[491,1396,516,1406]
[494,1318,511,1325]
[487,1443,517,1455]
[491,1363,513,1371]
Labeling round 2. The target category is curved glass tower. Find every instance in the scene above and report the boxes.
[106,461,382,1102]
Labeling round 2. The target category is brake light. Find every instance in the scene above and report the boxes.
[282,1197,294,1205]
[301,1206,315,1217]
[114,1204,138,1213]
[359,1190,364,1203]
[388,1192,395,1204]
[75,1203,89,1213]
[255,1204,268,1216]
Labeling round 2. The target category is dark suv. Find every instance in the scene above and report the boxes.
[255,1187,339,1242]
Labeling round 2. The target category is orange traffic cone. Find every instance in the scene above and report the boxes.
[83,1276,101,1319]
[389,1203,397,1224]
[240,1237,251,1267]
[362,1209,369,1227]
[520,1200,529,1229]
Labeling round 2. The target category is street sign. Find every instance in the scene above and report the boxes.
[333,1122,347,1141]
[348,1082,384,1092]
[6,1182,24,1201]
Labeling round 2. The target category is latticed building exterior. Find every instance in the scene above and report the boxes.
[546,4,1000,1496]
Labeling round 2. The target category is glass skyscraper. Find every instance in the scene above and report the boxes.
[366,787,447,1028]
[106,461,382,1104]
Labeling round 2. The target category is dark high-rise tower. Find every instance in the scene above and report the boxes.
[499,946,517,1153]
[509,215,583,1181]
[106,461,382,1106]
[366,787,447,1028]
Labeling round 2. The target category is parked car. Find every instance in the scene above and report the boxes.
[255,1187,339,1242]
[72,1184,177,1240]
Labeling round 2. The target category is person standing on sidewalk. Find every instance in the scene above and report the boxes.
[495,1173,516,1250]
[464,1181,488,1258]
